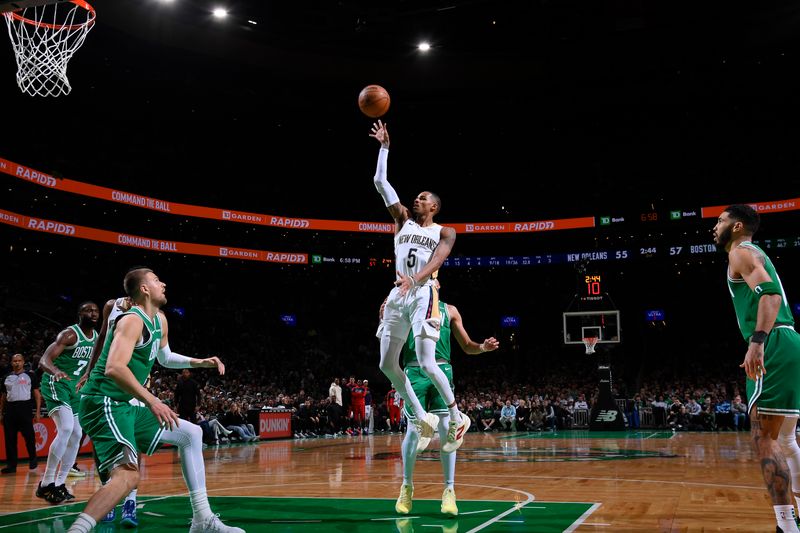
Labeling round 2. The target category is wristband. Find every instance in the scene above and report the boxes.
[750,330,768,344]
[408,274,417,286]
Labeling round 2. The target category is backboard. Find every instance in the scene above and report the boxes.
[563,310,621,345]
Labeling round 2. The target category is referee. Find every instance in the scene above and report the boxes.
[1,353,42,473]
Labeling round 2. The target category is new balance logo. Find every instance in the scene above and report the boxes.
[594,410,618,422]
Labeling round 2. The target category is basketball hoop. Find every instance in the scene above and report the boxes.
[3,0,95,97]
[582,337,598,355]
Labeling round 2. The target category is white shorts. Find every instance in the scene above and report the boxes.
[381,283,441,342]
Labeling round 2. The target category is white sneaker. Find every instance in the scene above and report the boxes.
[395,484,413,514]
[441,412,470,453]
[68,466,87,477]
[413,412,439,439]
[189,514,245,532]
[415,433,432,454]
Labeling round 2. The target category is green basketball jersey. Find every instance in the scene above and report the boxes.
[402,301,451,366]
[727,242,795,341]
[53,324,96,378]
[81,306,162,402]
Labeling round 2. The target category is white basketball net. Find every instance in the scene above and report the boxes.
[582,337,598,355]
[3,0,95,97]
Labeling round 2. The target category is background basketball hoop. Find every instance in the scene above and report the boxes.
[2,0,95,97]
[582,336,598,355]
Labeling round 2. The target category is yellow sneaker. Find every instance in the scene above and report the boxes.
[442,412,470,453]
[441,487,458,516]
[395,518,415,533]
[395,484,413,514]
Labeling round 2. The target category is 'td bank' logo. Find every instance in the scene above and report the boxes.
[222,211,231,219]
[466,224,474,232]
[219,248,228,256]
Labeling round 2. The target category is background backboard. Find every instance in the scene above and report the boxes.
[563,310,621,345]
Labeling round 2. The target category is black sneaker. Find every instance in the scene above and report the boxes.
[35,481,56,499]
[60,485,75,501]
[44,484,67,504]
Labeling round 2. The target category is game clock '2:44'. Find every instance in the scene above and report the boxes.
[585,275,602,296]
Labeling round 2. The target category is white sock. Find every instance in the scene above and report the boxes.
[775,505,799,532]
[190,489,213,521]
[66,513,95,533]
[125,488,137,503]
[447,405,461,424]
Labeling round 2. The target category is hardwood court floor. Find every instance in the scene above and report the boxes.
[0,429,783,532]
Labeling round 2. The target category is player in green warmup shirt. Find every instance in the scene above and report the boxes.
[713,204,800,533]
[67,267,245,533]
[36,301,99,504]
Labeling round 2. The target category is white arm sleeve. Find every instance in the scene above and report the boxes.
[157,344,194,369]
[373,147,399,207]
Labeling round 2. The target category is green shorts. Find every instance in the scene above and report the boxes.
[402,363,454,420]
[41,374,78,415]
[79,394,165,473]
[747,326,800,417]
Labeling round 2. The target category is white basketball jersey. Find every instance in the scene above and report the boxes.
[394,219,441,281]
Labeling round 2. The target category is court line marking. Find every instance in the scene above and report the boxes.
[372,516,421,521]
[0,494,177,528]
[563,502,602,533]
[459,509,493,515]
[461,484,535,533]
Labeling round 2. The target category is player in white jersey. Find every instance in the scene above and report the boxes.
[370,119,468,452]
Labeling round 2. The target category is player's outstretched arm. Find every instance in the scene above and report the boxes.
[156,312,226,375]
[370,120,408,226]
[448,304,500,355]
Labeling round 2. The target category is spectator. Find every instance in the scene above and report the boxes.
[731,394,748,431]
[478,400,497,432]
[651,395,668,428]
[499,400,516,431]
[515,399,532,431]
[329,377,342,407]
[175,368,202,423]
[220,402,259,442]
[714,396,734,431]
[543,400,556,431]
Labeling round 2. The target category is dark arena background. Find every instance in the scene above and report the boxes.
[1,1,800,531]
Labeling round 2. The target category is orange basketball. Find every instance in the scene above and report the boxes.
[358,84,390,118]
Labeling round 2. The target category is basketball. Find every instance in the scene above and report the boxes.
[358,84,390,118]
